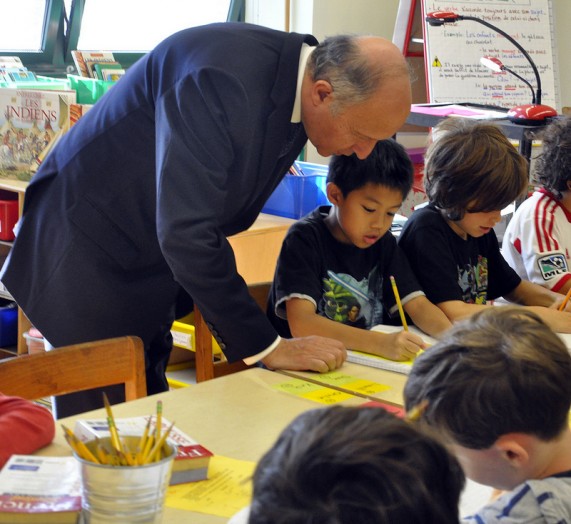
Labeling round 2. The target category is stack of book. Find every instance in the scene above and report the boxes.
[0,57,36,84]
[71,51,125,81]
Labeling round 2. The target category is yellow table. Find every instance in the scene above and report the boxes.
[36,368,366,523]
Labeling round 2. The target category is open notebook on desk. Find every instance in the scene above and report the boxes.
[346,325,436,375]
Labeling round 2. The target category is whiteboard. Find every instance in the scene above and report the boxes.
[421,0,559,110]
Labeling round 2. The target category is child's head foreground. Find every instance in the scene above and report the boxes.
[404,307,571,490]
[535,116,571,199]
[425,118,528,223]
[324,139,413,248]
[247,405,465,524]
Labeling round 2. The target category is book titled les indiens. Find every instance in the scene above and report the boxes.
[0,455,81,523]
[0,87,76,182]
[74,416,213,485]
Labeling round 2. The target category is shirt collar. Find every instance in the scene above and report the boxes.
[291,44,315,123]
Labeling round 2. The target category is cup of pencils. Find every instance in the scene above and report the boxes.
[65,396,176,524]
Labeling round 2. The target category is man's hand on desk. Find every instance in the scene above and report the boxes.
[262,336,347,373]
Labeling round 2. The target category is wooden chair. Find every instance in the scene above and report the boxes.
[194,282,271,382]
[0,336,147,402]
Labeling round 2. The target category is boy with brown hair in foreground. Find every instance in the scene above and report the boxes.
[230,405,465,524]
[404,307,571,522]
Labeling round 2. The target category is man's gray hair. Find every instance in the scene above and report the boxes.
[307,35,408,114]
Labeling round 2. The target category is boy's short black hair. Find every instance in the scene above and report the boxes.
[535,116,571,198]
[404,307,571,449]
[327,139,414,199]
[248,405,465,524]
[424,119,528,221]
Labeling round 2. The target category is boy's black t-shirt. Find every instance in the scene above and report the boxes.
[267,206,425,338]
[398,204,521,305]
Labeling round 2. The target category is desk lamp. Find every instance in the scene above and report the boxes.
[425,11,557,125]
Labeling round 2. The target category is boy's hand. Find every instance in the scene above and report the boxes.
[384,331,426,361]
[549,294,571,312]
[262,336,347,373]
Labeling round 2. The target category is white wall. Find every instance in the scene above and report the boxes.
[553,0,571,109]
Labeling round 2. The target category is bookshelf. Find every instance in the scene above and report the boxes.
[0,179,30,356]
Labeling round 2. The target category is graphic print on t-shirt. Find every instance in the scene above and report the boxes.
[319,270,384,329]
[458,255,488,304]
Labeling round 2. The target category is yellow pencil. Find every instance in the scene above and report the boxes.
[136,418,152,464]
[155,400,162,443]
[144,421,175,464]
[62,425,100,463]
[103,393,124,454]
[558,287,571,311]
[405,399,429,423]
[390,275,408,331]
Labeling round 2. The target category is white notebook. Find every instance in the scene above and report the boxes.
[346,325,436,375]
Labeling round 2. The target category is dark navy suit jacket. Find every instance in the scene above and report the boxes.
[1,23,316,388]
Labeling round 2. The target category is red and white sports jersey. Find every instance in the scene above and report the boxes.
[502,189,571,292]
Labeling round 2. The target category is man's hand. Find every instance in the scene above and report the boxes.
[262,336,346,373]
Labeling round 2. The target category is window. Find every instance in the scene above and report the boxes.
[0,0,244,76]
[0,1,47,51]
[78,0,233,52]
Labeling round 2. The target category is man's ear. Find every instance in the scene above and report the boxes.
[326,182,343,206]
[494,434,531,469]
[311,80,334,105]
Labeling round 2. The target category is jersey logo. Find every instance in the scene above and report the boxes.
[538,254,568,280]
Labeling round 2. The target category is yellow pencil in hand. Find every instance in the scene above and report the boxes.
[558,287,571,311]
[390,275,408,331]
[405,399,429,423]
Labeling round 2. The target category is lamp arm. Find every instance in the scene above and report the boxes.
[501,65,536,104]
[460,15,542,104]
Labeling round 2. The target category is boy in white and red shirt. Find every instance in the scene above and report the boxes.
[503,117,571,295]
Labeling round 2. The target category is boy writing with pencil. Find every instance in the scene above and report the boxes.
[398,118,571,332]
[502,116,571,299]
[267,139,452,361]
[404,307,571,522]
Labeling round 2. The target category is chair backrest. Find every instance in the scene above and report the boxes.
[194,282,271,382]
[0,336,147,402]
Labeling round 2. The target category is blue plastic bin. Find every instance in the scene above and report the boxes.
[262,161,329,219]
[0,303,18,347]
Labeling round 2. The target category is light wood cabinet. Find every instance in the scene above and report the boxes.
[228,213,295,284]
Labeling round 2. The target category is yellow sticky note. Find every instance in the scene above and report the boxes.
[274,378,355,404]
[166,455,255,518]
[342,379,391,395]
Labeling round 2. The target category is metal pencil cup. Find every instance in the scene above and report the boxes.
[75,436,176,524]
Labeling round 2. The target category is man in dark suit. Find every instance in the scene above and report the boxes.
[1,23,411,416]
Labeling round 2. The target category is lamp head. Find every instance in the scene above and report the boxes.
[426,11,462,26]
[480,56,504,73]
